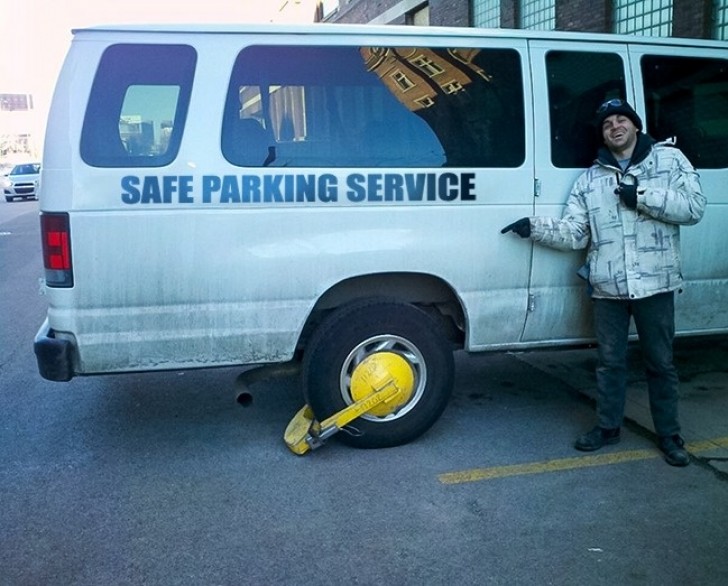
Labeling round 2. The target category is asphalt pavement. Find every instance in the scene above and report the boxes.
[3,199,728,585]
[515,335,728,475]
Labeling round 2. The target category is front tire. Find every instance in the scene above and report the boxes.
[303,299,454,449]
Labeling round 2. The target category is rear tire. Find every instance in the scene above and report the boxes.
[303,298,454,449]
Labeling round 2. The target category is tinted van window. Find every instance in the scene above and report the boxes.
[222,45,525,168]
[642,55,728,169]
[546,51,626,168]
[80,44,196,167]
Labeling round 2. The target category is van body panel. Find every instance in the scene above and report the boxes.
[36,24,728,380]
[60,193,534,372]
[525,42,633,342]
[626,43,728,334]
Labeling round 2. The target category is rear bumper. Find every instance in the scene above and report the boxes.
[34,319,76,381]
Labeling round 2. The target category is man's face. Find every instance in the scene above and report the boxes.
[602,114,638,155]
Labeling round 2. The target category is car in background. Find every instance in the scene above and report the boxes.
[3,162,41,202]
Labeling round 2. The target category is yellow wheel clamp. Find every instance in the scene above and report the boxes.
[284,351,415,455]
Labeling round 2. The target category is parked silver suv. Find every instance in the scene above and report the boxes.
[3,162,41,202]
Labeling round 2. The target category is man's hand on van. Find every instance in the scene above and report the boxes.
[500,218,531,238]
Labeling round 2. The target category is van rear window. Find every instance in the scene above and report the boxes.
[80,44,196,167]
[222,45,525,168]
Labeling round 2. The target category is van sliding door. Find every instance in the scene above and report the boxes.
[628,45,728,335]
[523,42,632,344]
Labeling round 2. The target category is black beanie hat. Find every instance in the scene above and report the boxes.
[595,99,643,131]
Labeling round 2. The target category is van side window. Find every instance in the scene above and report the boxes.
[642,55,728,169]
[80,44,196,167]
[546,51,626,168]
[222,45,525,168]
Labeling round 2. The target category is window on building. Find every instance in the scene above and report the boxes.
[412,55,445,77]
[642,54,728,168]
[0,94,33,112]
[546,51,627,168]
[321,0,339,18]
[715,0,728,40]
[519,0,555,31]
[408,4,430,26]
[392,70,416,91]
[80,44,197,167]
[613,0,672,36]
[472,0,501,28]
[1,134,31,155]
[223,45,525,168]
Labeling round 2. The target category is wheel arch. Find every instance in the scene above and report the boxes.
[297,272,466,354]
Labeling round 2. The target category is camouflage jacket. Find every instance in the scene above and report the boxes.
[530,135,706,300]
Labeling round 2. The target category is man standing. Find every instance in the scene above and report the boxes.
[501,99,705,466]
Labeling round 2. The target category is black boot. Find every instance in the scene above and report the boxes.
[658,435,690,467]
[574,426,621,452]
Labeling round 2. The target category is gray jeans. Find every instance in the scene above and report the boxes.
[593,291,681,438]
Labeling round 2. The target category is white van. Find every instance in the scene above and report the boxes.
[34,24,728,448]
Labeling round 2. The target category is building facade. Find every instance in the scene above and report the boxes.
[320,0,728,40]
[0,93,38,159]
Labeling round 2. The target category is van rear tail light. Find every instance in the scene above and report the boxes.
[40,213,74,288]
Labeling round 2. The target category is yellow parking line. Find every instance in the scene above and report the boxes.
[686,436,728,452]
[438,436,728,485]
[438,450,657,485]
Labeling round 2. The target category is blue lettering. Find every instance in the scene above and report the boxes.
[297,175,316,202]
[319,174,338,203]
[427,174,437,200]
[123,175,195,204]
[202,175,220,204]
[154,172,477,206]
[264,175,284,203]
[461,173,476,201]
[346,174,366,202]
[242,175,261,203]
[367,174,383,202]
[438,173,458,201]
[179,175,194,203]
[221,175,241,203]
[121,175,140,204]
[384,174,404,201]
[141,176,162,204]
[404,174,425,201]
[162,176,176,204]
[281,175,294,202]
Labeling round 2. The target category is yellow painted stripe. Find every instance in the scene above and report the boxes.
[686,436,728,452]
[438,450,656,485]
[438,436,728,485]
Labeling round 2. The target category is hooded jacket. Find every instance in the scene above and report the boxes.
[530,134,706,300]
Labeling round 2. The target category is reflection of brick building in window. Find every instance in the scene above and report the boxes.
[359,46,522,167]
[360,47,490,112]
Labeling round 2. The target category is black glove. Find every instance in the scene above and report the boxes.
[500,217,531,238]
[615,181,638,210]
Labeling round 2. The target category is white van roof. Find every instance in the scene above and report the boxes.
[71,22,728,49]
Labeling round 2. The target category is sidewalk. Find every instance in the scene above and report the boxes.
[513,335,728,474]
